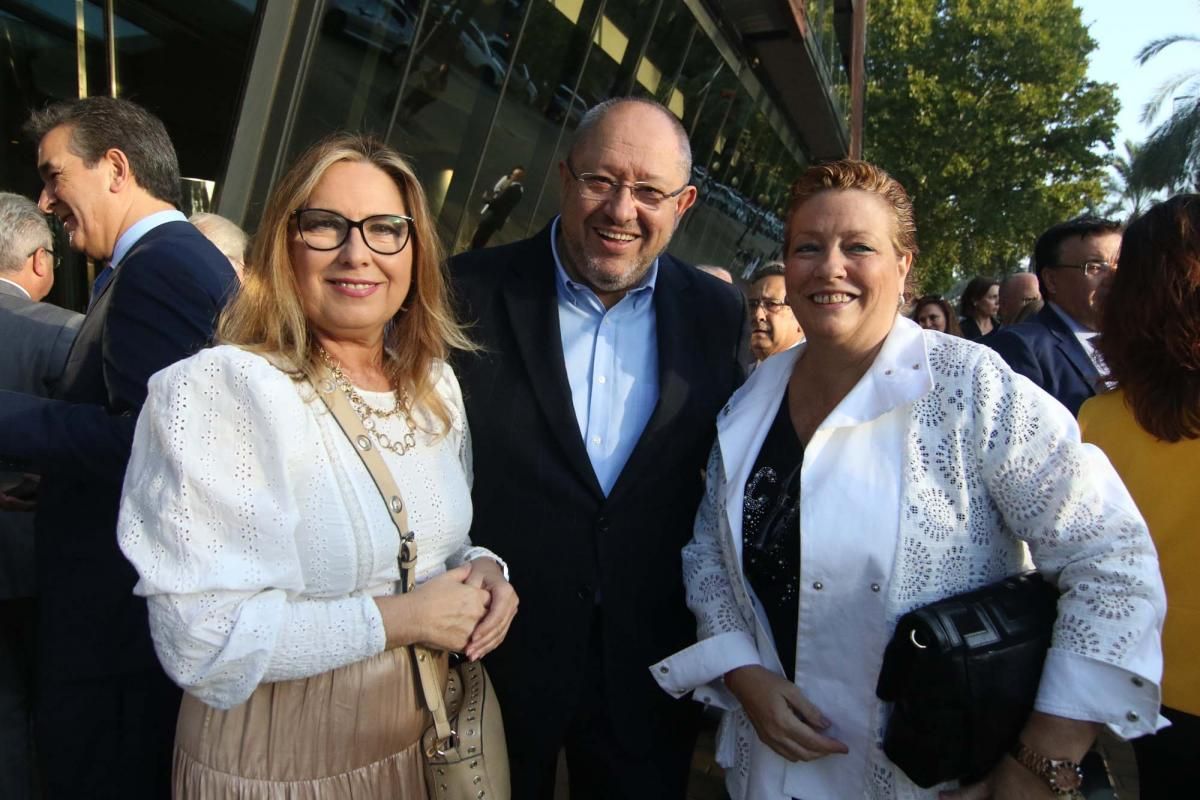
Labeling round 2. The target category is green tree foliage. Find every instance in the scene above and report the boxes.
[864,0,1118,293]
[1133,30,1200,193]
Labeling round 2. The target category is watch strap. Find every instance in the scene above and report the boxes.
[1010,741,1084,797]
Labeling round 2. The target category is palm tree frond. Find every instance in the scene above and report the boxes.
[1132,104,1200,190]
[1140,72,1200,124]
[1136,34,1200,65]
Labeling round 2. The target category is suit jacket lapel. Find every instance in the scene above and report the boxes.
[608,257,694,502]
[1040,306,1099,389]
[501,233,605,499]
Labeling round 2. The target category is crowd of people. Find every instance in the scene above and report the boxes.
[0,92,1195,800]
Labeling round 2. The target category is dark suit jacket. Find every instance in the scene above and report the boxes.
[0,220,235,685]
[0,282,82,598]
[985,304,1100,416]
[449,225,745,754]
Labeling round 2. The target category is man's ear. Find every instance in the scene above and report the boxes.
[1040,268,1058,300]
[105,148,134,193]
[30,247,53,279]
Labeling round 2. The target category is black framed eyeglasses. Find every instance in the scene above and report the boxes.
[747,298,790,314]
[293,208,414,255]
[565,159,689,210]
[1051,260,1116,278]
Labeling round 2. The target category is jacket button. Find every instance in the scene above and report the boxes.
[597,515,609,533]
[578,584,593,601]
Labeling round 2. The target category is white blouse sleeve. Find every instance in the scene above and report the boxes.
[969,347,1166,735]
[434,361,508,579]
[118,348,386,710]
[652,441,761,706]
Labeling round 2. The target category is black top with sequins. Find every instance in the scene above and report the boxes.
[742,390,804,681]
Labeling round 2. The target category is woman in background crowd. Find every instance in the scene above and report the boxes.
[958,276,1001,340]
[653,160,1164,800]
[1079,193,1200,798]
[119,133,516,797]
[909,294,962,336]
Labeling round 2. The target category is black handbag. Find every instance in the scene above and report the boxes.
[875,571,1060,788]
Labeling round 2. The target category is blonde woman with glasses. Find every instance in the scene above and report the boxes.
[118,133,517,797]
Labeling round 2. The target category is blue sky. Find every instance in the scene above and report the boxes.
[1079,0,1200,149]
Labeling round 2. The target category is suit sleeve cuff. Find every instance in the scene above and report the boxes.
[650,630,761,709]
[1034,648,1166,739]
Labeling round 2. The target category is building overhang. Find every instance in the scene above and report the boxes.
[712,0,855,161]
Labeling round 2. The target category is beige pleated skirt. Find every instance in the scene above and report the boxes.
[173,648,447,799]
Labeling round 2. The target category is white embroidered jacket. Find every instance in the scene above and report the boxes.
[651,318,1165,800]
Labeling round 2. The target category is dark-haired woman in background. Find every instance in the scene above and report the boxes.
[1079,193,1200,798]
[910,295,963,336]
[958,276,1001,340]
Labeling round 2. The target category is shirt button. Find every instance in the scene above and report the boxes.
[812,581,823,591]
[871,583,881,592]
[658,665,669,674]
[1131,677,1145,688]
[1126,711,1139,722]
[597,375,607,384]
[591,435,601,445]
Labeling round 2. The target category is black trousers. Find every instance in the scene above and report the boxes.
[36,668,181,799]
[471,212,507,250]
[1133,704,1199,798]
[0,598,36,800]
[507,615,699,800]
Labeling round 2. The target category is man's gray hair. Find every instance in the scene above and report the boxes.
[190,212,248,263]
[0,192,53,274]
[571,97,692,179]
[748,261,786,284]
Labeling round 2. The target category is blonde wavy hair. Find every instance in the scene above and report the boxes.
[217,132,472,432]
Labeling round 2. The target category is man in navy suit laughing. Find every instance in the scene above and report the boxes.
[0,97,236,798]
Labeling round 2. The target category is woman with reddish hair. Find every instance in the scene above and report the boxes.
[652,159,1164,799]
[1079,193,1200,798]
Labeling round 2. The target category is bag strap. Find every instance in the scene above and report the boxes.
[309,361,454,743]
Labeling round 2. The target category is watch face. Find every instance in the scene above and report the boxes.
[1049,761,1083,791]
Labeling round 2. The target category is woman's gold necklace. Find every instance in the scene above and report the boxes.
[318,347,418,455]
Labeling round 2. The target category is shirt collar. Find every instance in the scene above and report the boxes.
[0,277,32,300]
[1047,301,1094,334]
[110,209,187,268]
[549,216,658,309]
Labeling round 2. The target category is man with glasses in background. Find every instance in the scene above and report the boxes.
[988,216,1122,415]
[449,97,745,799]
[745,261,803,365]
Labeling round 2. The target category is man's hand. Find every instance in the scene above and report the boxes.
[0,474,40,512]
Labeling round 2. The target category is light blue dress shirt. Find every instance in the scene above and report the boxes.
[550,217,660,496]
[110,209,188,268]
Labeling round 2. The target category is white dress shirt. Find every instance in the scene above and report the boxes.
[652,317,1165,800]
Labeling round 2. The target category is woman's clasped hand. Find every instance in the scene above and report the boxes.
[723,665,847,763]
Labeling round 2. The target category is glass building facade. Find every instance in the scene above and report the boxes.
[2,0,857,312]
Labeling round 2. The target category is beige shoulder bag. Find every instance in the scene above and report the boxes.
[312,363,511,800]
